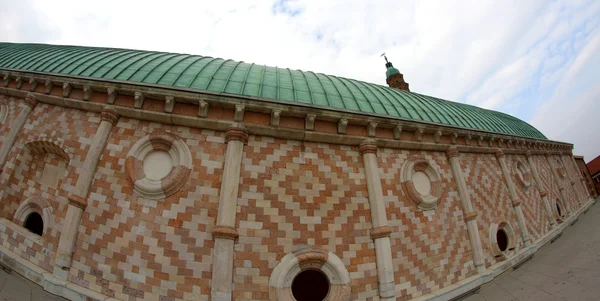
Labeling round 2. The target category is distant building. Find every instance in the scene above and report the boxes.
[0,42,595,301]
[583,155,600,194]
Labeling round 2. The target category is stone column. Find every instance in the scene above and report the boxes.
[0,93,37,173]
[445,146,485,273]
[54,107,119,280]
[568,155,592,201]
[546,153,571,214]
[211,123,247,301]
[358,140,395,300]
[494,150,531,247]
[526,151,556,228]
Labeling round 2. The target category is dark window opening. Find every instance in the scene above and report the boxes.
[496,229,508,252]
[24,212,43,236]
[556,201,563,218]
[292,269,330,301]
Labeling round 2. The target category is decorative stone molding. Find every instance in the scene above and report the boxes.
[358,140,377,156]
[2,74,8,87]
[29,78,37,92]
[465,135,471,146]
[370,226,392,240]
[269,246,351,301]
[225,124,249,143]
[513,160,532,189]
[164,96,174,113]
[44,79,52,94]
[0,103,6,124]
[107,88,116,104]
[198,99,209,117]
[367,122,377,137]
[400,156,443,210]
[540,191,548,198]
[134,91,144,109]
[23,93,38,109]
[83,85,92,101]
[15,77,22,89]
[62,83,71,97]
[234,104,245,122]
[415,127,424,142]
[24,137,72,160]
[67,194,87,210]
[393,125,402,140]
[494,149,504,158]
[451,132,458,144]
[445,146,459,159]
[212,226,239,240]
[271,109,281,127]
[100,107,120,126]
[13,196,53,236]
[125,132,192,200]
[488,220,516,259]
[337,118,347,134]
[488,137,494,147]
[463,212,477,222]
[305,114,316,131]
[478,135,484,146]
[434,130,442,143]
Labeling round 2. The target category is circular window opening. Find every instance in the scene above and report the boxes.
[24,212,43,236]
[496,229,508,252]
[143,151,173,180]
[291,269,330,301]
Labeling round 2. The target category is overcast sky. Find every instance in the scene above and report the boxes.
[1,0,599,161]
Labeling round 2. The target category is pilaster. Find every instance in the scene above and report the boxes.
[358,140,395,300]
[494,150,531,247]
[0,93,38,173]
[568,156,592,201]
[54,107,119,280]
[526,151,557,228]
[211,123,247,301]
[546,153,571,214]
[445,146,485,273]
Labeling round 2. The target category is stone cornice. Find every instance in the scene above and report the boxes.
[0,71,574,155]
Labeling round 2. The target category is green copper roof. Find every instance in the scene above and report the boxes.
[0,42,546,139]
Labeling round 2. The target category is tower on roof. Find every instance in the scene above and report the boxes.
[381,53,409,91]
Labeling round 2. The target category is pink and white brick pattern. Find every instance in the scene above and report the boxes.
[505,155,550,241]
[234,136,379,301]
[459,153,523,268]
[379,149,475,300]
[70,118,225,301]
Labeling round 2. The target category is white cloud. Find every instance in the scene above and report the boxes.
[1,0,599,159]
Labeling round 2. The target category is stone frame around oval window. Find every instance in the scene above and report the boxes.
[513,160,532,189]
[400,156,443,211]
[488,219,516,260]
[125,132,192,200]
[269,246,351,301]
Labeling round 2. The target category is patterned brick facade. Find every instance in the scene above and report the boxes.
[459,153,523,268]
[0,93,592,301]
[234,137,379,300]
[379,149,475,300]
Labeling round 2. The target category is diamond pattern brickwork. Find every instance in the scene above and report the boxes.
[459,153,523,268]
[0,100,95,270]
[506,155,550,241]
[70,118,225,301]
[379,149,475,300]
[233,136,379,301]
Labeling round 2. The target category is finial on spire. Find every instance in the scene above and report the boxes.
[381,53,388,63]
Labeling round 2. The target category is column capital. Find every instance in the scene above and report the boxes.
[540,191,548,197]
[512,200,522,207]
[494,149,504,159]
[67,194,87,210]
[212,225,239,240]
[358,139,377,156]
[445,146,459,158]
[225,123,248,143]
[23,93,38,109]
[100,107,120,126]
[525,150,532,158]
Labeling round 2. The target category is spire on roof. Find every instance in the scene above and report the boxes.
[381,53,409,91]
